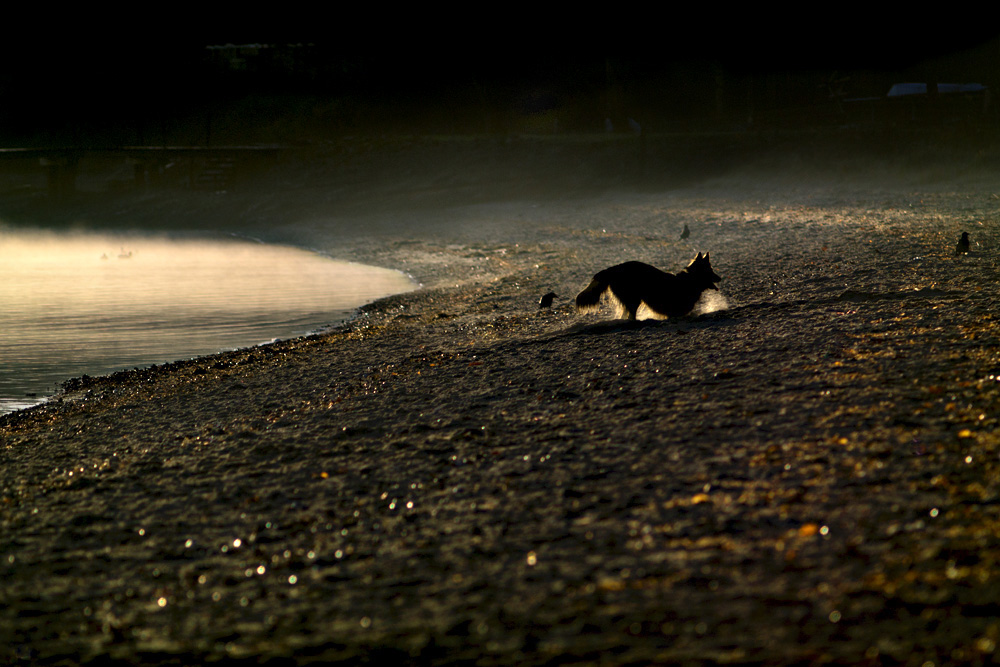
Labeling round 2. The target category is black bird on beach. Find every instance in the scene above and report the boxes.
[956,231,970,254]
[680,224,690,240]
[538,292,557,309]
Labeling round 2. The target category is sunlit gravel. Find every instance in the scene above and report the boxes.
[4,145,1000,665]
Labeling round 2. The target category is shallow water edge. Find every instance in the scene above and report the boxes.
[0,228,417,414]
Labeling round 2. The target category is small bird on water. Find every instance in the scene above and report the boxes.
[538,292,557,309]
[956,231,970,254]
[680,224,690,240]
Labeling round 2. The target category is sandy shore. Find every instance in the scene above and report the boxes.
[4,140,1000,665]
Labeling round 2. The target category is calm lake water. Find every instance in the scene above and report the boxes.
[0,229,416,414]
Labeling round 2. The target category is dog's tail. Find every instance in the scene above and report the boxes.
[575,277,607,313]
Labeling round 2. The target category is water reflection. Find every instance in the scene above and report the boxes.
[0,229,416,414]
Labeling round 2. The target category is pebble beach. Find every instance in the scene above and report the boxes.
[4,137,1000,665]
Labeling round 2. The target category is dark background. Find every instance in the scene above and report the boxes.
[3,20,999,148]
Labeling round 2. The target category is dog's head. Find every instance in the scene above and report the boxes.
[688,252,722,290]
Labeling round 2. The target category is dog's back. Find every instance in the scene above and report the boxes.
[576,254,721,320]
[576,262,674,319]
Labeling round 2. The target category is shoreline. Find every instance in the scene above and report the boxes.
[4,153,1000,664]
[0,230,420,417]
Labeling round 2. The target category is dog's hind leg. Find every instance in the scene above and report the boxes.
[575,279,606,313]
[609,291,641,320]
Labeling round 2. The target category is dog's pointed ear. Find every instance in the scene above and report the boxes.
[696,251,703,260]
[705,252,711,260]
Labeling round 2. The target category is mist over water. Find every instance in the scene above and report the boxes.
[0,229,416,414]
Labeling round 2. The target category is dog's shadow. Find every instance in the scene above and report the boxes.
[552,284,966,340]
[552,308,738,339]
